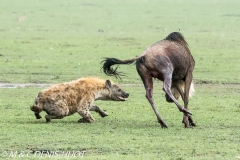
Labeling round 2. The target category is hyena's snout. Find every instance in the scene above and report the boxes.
[123,92,129,98]
[109,83,130,101]
[115,91,129,101]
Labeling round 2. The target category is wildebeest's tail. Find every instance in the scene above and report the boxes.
[101,56,141,79]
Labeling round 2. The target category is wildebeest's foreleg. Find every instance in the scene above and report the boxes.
[136,62,168,128]
[163,74,192,116]
[182,72,196,127]
[146,79,168,128]
[90,105,108,117]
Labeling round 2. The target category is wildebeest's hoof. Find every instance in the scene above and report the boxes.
[161,123,168,128]
[158,120,168,128]
[184,115,196,127]
[190,122,196,127]
[183,120,196,128]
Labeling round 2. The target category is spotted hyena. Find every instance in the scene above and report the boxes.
[30,77,129,123]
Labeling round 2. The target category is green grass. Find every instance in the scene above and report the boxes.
[0,0,240,159]
[0,0,240,84]
[0,84,240,159]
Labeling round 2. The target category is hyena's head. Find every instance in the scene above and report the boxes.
[165,80,195,102]
[105,80,129,101]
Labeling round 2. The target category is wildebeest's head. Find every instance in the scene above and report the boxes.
[105,80,129,101]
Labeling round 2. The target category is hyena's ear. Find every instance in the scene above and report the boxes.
[105,80,111,89]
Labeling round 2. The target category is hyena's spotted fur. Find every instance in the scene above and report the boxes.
[30,77,129,123]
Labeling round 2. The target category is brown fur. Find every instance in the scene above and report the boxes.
[30,77,129,123]
[169,80,194,102]
[101,32,195,128]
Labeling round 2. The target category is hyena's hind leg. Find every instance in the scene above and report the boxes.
[35,113,42,119]
[44,100,69,123]
[30,104,42,119]
[90,105,108,117]
[45,114,65,123]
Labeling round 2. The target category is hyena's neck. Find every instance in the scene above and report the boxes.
[94,89,110,101]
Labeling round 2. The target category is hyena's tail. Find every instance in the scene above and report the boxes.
[30,97,43,119]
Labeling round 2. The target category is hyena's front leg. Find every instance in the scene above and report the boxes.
[78,110,95,123]
[77,102,95,123]
[90,105,108,117]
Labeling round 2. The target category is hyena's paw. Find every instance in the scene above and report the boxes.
[78,118,91,123]
[99,111,108,117]
[34,113,42,119]
[45,115,51,123]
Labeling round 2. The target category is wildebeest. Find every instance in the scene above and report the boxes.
[30,77,129,123]
[101,32,195,128]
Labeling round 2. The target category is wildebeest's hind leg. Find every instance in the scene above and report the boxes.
[182,72,196,128]
[90,105,108,117]
[162,72,192,117]
[136,61,168,128]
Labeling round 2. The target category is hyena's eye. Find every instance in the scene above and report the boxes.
[118,89,121,92]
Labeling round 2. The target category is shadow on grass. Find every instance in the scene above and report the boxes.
[16,117,163,129]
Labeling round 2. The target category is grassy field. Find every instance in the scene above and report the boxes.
[0,0,240,159]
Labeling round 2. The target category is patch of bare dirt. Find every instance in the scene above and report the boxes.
[0,83,52,88]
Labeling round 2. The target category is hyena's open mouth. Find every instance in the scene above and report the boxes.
[116,93,129,101]
[117,96,127,101]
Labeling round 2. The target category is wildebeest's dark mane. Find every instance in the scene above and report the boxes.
[165,32,187,44]
[164,32,194,61]
[165,32,191,56]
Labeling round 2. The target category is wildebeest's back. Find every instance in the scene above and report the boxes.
[141,40,194,81]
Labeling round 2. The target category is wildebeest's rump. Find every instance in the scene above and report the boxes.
[101,32,195,128]
[30,77,129,123]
